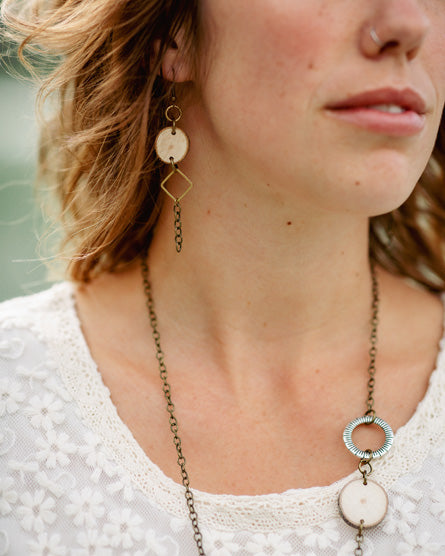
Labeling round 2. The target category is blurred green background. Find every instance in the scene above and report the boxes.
[0,47,48,302]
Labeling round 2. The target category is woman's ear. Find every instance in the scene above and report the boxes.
[154,29,193,83]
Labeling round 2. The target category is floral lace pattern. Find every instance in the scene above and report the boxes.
[0,284,445,555]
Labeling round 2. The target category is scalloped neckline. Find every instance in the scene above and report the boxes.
[46,282,445,530]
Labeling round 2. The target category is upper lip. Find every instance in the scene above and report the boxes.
[327,87,427,115]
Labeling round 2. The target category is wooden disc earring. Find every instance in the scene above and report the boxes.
[154,85,193,253]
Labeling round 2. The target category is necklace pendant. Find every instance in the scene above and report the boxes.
[343,415,394,459]
[338,478,388,529]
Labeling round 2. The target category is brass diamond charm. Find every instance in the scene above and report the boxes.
[160,166,193,203]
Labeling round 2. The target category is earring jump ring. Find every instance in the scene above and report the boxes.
[165,104,183,123]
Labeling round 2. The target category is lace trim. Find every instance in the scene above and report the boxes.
[2,283,445,532]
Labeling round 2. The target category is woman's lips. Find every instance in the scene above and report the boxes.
[325,88,427,136]
[326,106,426,136]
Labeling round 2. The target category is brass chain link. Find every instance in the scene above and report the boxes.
[354,520,365,555]
[365,261,379,419]
[141,255,379,555]
[358,450,373,486]
[141,255,205,555]
[173,201,183,253]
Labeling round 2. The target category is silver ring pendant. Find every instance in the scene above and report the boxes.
[343,415,394,459]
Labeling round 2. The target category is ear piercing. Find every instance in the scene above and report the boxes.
[370,27,384,48]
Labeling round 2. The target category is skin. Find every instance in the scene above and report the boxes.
[76,0,445,494]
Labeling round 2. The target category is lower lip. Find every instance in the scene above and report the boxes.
[326,107,426,136]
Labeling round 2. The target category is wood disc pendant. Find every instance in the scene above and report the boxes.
[155,127,189,164]
[338,478,388,528]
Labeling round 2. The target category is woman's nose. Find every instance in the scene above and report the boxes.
[362,0,430,61]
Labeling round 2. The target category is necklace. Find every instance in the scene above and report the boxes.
[141,255,394,555]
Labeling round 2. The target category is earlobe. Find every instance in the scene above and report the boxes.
[155,30,194,83]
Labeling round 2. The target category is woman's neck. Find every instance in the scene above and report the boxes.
[146,184,374,383]
[75,185,442,410]
[153,172,370,314]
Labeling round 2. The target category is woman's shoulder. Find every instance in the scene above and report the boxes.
[0,282,73,330]
[0,283,75,379]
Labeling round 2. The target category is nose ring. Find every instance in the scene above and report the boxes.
[370,27,384,48]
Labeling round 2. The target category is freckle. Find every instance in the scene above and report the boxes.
[263,322,267,328]
[355,181,361,186]
[314,369,320,374]
[243,203,248,208]
[266,183,271,188]
[287,221,292,226]
[307,62,314,70]
[207,209,211,215]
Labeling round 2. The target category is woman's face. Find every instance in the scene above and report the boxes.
[193,0,445,217]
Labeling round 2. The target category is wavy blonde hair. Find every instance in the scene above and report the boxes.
[2,0,445,290]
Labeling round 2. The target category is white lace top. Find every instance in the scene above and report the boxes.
[1,284,445,555]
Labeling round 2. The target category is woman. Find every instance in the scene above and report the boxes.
[1,0,445,554]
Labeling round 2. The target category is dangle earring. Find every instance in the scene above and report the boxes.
[155,83,193,252]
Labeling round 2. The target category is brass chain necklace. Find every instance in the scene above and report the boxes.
[141,254,393,556]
